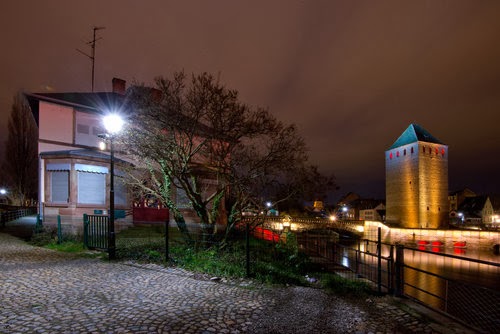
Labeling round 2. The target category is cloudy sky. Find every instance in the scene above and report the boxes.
[1,0,500,200]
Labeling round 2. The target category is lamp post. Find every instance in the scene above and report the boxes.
[103,114,124,260]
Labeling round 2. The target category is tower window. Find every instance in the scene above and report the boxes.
[423,146,426,153]
[435,147,439,155]
[411,147,414,154]
[396,151,400,157]
[389,152,393,159]
[441,148,445,156]
[403,149,406,156]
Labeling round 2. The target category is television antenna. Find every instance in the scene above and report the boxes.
[77,26,106,92]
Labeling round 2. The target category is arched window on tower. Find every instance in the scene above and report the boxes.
[411,147,414,154]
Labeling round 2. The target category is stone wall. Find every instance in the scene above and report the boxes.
[364,221,500,251]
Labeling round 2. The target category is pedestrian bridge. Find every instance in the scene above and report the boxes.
[251,216,366,237]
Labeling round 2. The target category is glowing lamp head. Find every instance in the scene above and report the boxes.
[342,207,348,212]
[265,201,272,208]
[329,215,336,221]
[0,188,6,195]
[103,114,124,134]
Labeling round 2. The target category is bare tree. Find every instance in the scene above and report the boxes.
[1,92,38,206]
[121,72,334,243]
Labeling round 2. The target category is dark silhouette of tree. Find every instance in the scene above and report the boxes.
[1,92,38,206]
[121,71,335,243]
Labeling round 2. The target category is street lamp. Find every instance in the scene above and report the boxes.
[103,113,124,260]
[0,188,6,195]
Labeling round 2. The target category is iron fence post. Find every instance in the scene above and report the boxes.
[245,222,250,277]
[394,244,404,297]
[83,214,88,248]
[165,218,169,262]
[57,215,62,244]
[377,227,382,294]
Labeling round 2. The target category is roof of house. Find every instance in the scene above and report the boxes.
[458,196,488,217]
[350,198,385,210]
[389,123,444,149]
[40,149,130,165]
[25,92,127,126]
[489,195,500,211]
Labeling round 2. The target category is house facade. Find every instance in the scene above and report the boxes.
[26,79,132,225]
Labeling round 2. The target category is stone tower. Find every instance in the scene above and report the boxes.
[385,124,448,228]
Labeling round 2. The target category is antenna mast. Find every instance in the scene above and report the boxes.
[77,26,106,92]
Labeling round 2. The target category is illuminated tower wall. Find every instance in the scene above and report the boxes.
[386,124,448,228]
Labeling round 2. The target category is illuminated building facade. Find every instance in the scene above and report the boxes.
[386,124,448,228]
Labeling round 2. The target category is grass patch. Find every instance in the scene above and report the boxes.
[37,225,377,293]
[115,226,313,285]
[46,241,86,253]
[320,273,373,297]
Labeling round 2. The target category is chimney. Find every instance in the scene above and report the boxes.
[112,78,126,95]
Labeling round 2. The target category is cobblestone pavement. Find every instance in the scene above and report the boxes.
[0,232,475,333]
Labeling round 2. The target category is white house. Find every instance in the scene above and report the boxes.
[26,78,133,226]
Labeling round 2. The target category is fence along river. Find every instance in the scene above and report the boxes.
[287,222,499,333]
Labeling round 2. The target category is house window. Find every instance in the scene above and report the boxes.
[78,172,106,204]
[75,164,108,205]
[51,171,69,203]
[77,124,90,134]
[47,163,71,204]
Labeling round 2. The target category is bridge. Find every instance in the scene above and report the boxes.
[250,216,366,237]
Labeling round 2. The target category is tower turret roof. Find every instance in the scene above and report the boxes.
[389,123,444,149]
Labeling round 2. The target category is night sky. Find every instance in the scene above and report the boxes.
[1,1,500,201]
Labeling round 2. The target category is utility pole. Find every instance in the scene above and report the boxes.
[77,26,106,92]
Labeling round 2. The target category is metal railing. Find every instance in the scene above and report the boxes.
[306,232,500,333]
[0,207,37,227]
[83,214,109,250]
[396,246,500,333]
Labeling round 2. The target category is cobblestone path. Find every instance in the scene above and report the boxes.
[0,232,475,333]
[0,233,266,333]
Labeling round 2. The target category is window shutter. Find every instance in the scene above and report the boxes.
[78,172,106,204]
[51,171,69,203]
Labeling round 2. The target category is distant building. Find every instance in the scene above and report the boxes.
[489,195,500,227]
[358,202,386,221]
[457,196,493,226]
[385,124,448,228]
[335,193,385,221]
[449,188,476,212]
